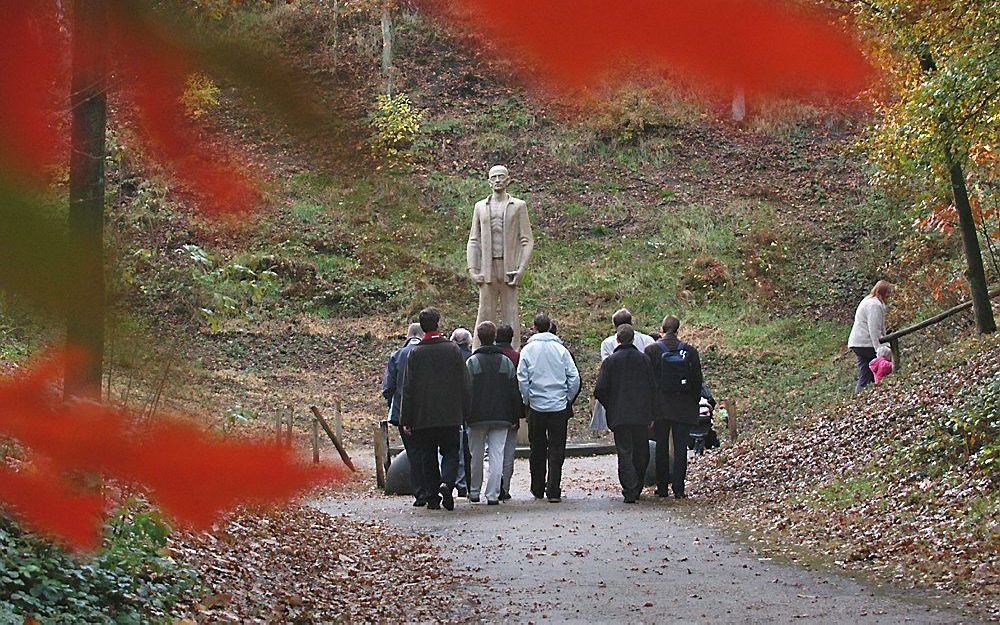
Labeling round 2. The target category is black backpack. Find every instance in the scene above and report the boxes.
[657,340,694,395]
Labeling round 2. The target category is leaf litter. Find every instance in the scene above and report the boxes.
[171,504,474,623]
[686,334,1000,620]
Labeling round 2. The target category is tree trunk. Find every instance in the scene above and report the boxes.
[731,87,746,122]
[945,146,997,334]
[329,0,340,66]
[919,50,996,334]
[66,0,109,399]
[380,2,394,97]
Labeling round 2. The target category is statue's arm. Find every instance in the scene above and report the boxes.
[516,202,534,274]
[467,205,483,279]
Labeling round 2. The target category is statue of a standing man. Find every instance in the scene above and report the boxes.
[467,165,534,349]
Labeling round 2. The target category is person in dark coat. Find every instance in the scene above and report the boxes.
[381,322,426,506]
[593,325,655,503]
[450,327,474,497]
[496,323,520,367]
[495,323,520,500]
[401,308,471,511]
[644,315,703,498]
[465,322,522,505]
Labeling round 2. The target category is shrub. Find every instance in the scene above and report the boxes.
[0,502,198,623]
[181,73,221,119]
[369,93,425,164]
[740,227,790,298]
[679,255,730,295]
[898,374,1000,480]
[587,83,696,146]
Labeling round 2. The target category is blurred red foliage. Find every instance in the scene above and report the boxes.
[0,351,341,550]
[433,0,874,101]
[0,1,258,214]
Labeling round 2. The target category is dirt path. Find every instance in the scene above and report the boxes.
[314,456,974,624]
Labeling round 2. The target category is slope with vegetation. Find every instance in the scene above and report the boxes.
[1,1,996,621]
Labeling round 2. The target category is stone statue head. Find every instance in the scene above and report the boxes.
[488,165,510,193]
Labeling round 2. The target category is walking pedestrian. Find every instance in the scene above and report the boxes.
[644,315,703,499]
[450,327,474,496]
[592,308,656,433]
[517,313,580,503]
[593,324,655,503]
[495,323,520,501]
[848,280,892,392]
[381,322,427,506]
[465,322,522,505]
[401,308,471,511]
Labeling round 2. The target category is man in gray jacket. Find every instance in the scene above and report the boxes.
[517,313,581,502]
[381,322,425,506]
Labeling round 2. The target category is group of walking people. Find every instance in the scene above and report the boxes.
[381,306,705,507]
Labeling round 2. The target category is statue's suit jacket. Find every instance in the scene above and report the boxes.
[467,196,534,284]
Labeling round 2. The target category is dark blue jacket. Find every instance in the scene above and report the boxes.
[381,337,421,425]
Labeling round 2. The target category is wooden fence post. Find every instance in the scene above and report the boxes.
[285,405,293,448]
[889,338,902,373]
[311,406,356,472]
[333,398,345,445]
[312,416,320,464]
[274,411,282,444]
[725,398,738,443]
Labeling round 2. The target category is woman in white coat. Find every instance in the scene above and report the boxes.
[847,280,892,392]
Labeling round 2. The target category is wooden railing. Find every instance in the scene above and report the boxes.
[880,286,1000,370]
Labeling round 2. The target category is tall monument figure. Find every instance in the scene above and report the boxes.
[467,165,534,349]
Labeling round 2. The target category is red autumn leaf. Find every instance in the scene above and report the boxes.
[0,1,259,215]
[0,2,66,178]
[108,7,260,215]
[432,0,875,101]
[0,351,343,549]
[0,465,105,551]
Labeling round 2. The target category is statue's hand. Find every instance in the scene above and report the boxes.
[507,271,523,287]
[471,273,486,285]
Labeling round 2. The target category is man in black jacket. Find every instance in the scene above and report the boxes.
[594,325,655,503]
[465,321,522,505]
[401,308,471,510]
[644,315,703,498]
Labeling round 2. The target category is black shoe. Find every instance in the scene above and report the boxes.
[457,487,468,498]
[469,495,480,503]
[532,491,545,500]
[548,496,561,503]
[655,489,670,497]
[426,501,441,510]
[441,487,455,511]
[487,500,499,506]
[624,497,637,504]
[499,490,511,501]
[674,492,687,499]
[412,500,427,507]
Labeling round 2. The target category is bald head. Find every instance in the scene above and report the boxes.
[489,165,511,193]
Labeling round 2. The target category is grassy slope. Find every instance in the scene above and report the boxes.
[0,5,908,444]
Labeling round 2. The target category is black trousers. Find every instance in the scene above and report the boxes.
[527,408,570,499]
[411,426,460,505]
[852,346,877,392]
[653,420,690,496]
[612,424,650,500]
[398,425,427,503]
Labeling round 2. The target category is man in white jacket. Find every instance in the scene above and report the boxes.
[592,308,656,432]
[517,313,581,502]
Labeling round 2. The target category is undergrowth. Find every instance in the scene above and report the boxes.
[0,501,198,623]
